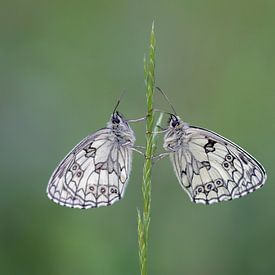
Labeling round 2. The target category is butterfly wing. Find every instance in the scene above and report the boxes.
[170,126,266,204]
[47,128,133,208]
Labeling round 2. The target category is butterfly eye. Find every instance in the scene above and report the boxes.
[171,120,179,127]
[112,116,120,124]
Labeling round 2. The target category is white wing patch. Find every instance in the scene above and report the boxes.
[47,129,133,208]
[169,126,266,205]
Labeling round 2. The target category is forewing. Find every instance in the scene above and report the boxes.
[170,126,266,205]
[47,129,133,208]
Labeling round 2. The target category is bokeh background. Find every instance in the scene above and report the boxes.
[1,1,275,274]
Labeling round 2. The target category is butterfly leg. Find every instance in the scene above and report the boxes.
[122,140,145,156]
[152,152,169,163]
[128,110,165,124]
[130,146,146,157]
[146,129,167,135]
[127,116,147,123]
[135,145,146,150]
[156,125,166,131]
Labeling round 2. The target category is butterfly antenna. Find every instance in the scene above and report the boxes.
[154,108,177,119]
[155,86,178,116]
[113,90,126,115]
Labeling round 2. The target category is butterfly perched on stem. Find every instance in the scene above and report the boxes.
[47,111,136,209]
[163,114,267,205]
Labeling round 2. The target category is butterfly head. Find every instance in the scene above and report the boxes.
[108,111,135,144]
[110,111,130,130]
[164,115,189,151]
[111,111,124,125]
[168,114,181,129]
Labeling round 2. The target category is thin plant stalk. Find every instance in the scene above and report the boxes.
[138,21,162,275]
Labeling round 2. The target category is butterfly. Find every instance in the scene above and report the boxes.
[47,111,136,209]
[163,114,267,205]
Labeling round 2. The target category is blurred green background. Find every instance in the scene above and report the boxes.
[1,0,275,274]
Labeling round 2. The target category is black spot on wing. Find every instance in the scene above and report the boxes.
[204,139,217,153]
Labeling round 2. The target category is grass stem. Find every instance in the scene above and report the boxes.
[138,21,162,275]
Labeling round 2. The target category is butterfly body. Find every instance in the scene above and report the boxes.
[164,115,267,205]
[47,112,135,209]
[108,114,136,146]
[163,120,191,151]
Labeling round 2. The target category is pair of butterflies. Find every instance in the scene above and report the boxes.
[47,103,267,208]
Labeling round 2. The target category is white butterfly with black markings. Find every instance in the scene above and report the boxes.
[163,114,267,204]
[47,110,135,209]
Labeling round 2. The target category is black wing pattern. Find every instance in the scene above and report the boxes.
[171,126,266,204]
[47,129,132,208]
